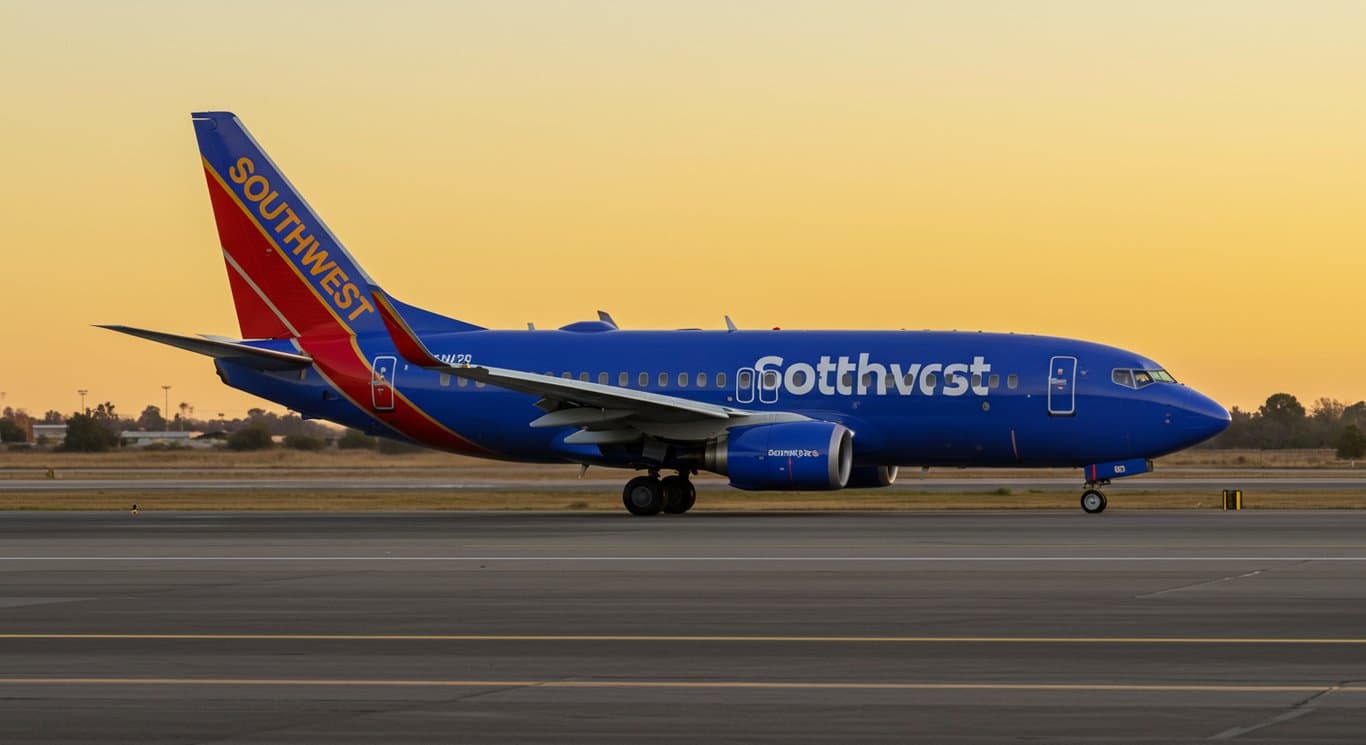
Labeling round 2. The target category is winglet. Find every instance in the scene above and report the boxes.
[371,289,444,367]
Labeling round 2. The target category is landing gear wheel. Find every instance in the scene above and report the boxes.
[661,475,697,514]
[623,476,664,516]
[1080,489,1107,514]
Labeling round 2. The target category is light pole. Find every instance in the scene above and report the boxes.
[77,389,88,414]
[161,385,171,430]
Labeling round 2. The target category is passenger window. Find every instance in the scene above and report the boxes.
[945,372,956,385]
[971,373,981,388]
[762,371,779,389]
[904,372,915,387]
[737,370,752,389]
[1006,374,1019,390]
[861,372,873,389]
[561,372,572,379]
[923,373,938,389]
[678,372,689,387]
[841,372,854,389]
[579,372,590,382]
[1112,369,1135,388]
[988,373,1000,389]
[658,372,669,387]
[697,372,708,388]
[475,381,486,388]
[790,368,808,388]
[597,372,608,385]
[618,372,629,387]
[439,373,450,387]
[457,377,469,388]
[639,372,649,387]
[717,372,727,388]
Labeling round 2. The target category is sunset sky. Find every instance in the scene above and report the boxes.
[1,1,1364,418]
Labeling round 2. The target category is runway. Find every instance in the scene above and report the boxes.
[2,511,1365,743]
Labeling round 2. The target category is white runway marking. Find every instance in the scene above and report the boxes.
[1,556,1365,562]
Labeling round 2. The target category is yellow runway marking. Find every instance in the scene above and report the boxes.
[3,634,1366,644]
[0,678,1356,693]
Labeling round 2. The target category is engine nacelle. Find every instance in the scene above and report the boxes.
[704,421,853,491]
[845,465,899,488]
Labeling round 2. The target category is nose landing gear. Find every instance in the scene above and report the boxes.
[1080,482,1109,514]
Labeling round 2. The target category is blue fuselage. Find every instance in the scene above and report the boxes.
[220,327,1230,470]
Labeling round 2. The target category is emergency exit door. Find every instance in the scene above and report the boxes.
[371,355,397,411]
[1047,355,1076,416]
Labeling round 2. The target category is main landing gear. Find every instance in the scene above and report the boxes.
[1080,481,1109,514]
[622,471,697,516]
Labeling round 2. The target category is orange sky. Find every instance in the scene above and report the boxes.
[2,1,1364,418]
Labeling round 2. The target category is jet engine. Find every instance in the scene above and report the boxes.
[845,465,899,488]
[704,421,853,490]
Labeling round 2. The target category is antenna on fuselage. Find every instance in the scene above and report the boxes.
[527,322,535,330]
[724,315,737,332]
[597,311,619,329]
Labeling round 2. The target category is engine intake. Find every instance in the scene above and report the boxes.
[704,421,853,491]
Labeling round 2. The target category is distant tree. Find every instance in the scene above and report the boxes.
[283,434,326,451]
[0,419,25,443]
[92,401,117,421]
[42,410,64,424]
[137,405,166,430]
[61,414,118,452]
[337,429,377,450]
[1337,425,1366,460]
[1311,398,1345,424]
[226,424,274,451]
[1344,402,1366,430]
[1259,393,1305,424]
[1254,393,1309,448]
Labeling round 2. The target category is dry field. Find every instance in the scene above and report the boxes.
[2,446,1363,511]
[0,447,1358,479]
[3,488,1365,512]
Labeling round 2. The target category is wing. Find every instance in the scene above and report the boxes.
[97,325,312,371]
[371,290,803,443]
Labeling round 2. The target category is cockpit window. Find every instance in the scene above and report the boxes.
[1112,368,1176,389]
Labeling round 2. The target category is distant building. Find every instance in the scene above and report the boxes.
[32,423,67,444]
[119,431,210,449]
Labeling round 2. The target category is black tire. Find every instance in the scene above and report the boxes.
[623,476,664,516]
[1080,489,1107,514]
[661,476,696,514]
[678,483,697,513]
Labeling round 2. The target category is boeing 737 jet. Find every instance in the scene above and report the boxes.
[104,112,1231,515]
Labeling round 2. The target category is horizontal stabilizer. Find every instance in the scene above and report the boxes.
[96,325,312,371]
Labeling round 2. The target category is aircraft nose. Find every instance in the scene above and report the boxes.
[1178,388,1231,444]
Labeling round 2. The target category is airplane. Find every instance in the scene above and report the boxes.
[103,111,1231,516]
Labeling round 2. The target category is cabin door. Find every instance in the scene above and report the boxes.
[735,367,755,404]
[1047,355,1076,416]
[371,355,397,411]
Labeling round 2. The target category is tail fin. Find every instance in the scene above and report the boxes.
[193,111,383,339]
